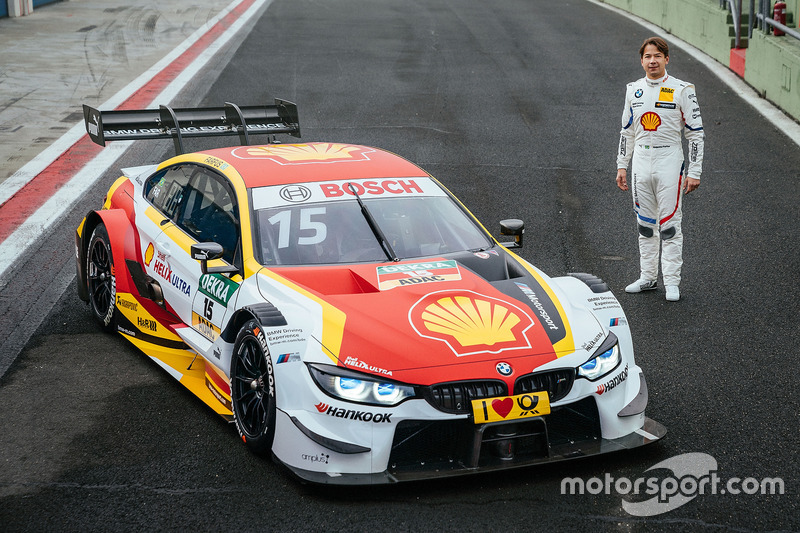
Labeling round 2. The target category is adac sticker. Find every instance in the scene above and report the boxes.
[409,290,535,357]
[659,86,675,102]
[193,312,220,341]
[377,260,461,291]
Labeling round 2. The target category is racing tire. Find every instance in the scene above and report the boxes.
[231,319,276,455]
[86,223,117,332]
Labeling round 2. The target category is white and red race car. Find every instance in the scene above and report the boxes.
[76,101,665,484]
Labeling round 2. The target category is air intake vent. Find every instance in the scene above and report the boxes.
[427,380,508,414]
[514,369,575,403]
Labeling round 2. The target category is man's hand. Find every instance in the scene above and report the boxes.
[616,168,628,191]
[684,177,700,194]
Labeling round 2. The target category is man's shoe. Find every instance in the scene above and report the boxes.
[665,285,680,302]
[625,278,658,293]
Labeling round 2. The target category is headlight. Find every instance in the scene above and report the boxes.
[308,364,416,406]
[577,337,622,381]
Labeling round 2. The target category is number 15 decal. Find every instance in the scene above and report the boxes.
[268,207,327,248]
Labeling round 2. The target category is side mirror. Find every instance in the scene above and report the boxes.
[191,242,239,274]
[499,219,524,249]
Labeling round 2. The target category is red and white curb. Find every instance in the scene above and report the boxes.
[0,0,271,280]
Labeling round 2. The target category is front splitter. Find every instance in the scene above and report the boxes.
[280,417,667,485]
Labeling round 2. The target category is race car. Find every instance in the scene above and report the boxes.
[76,100,665,484]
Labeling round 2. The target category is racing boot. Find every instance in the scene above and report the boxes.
[665,285,680,302]
[625,278,658,293]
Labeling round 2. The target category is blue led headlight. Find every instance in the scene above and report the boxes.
[577,333,622,381]
[308,363,416,406]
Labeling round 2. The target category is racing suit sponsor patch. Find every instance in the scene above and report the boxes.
[640,112,661,131]
[659,87,675,101]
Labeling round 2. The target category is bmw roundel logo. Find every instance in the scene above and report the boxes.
[279,184,312,203]
[635,88,643,98]
[496,362,513,376]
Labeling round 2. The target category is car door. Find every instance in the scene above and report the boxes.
[142,163,242,333]
[177,169,242,344]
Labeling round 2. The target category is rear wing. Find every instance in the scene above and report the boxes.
[82,99,300,155]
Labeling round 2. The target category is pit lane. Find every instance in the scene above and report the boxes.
[1,0,797,531]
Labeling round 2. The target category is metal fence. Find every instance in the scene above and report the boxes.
[723,0,744,47]
[723,0,800,41]
[752,0,800,39]
[721,0,800,43]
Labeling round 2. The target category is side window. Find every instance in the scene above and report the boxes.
[145,166,191,219]
[178,168,240,264]
[145,165,240,264]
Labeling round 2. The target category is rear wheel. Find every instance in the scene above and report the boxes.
[231,319,276,454]
[86,223,117,332]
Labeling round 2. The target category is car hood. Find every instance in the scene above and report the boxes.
[266,250,604,387]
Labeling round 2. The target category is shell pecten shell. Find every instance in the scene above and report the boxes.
[640,111,661,131]
[421,295,521,347]
[245,143,363,161]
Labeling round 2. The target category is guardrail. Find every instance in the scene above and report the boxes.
[722,0,800,43]
[752,0,800,40]
[722,0,743,48]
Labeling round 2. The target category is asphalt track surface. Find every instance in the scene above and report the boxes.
[1,0,799,531]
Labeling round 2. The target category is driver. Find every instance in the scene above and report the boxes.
[615,36,704,302]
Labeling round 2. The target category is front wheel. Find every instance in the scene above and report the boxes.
[86,223,117,332]
[231,319,276,454]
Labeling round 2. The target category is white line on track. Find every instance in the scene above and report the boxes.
[0,0,273,282]
[3,0,798,282]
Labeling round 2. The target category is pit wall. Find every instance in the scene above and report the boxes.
[599,0,800,123]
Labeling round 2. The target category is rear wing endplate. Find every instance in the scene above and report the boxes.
[82,99,300,155]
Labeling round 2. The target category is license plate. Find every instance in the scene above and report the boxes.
[471,391,550,424]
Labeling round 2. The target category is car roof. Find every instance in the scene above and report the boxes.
[198,142,430,188]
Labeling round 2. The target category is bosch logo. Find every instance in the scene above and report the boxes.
[496,362,513,376]
[279,185,312,203]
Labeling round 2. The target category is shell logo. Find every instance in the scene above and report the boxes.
[144,242,154,266]
[641,111,661,131]
[409,291,535,357]
[235,143,374,164]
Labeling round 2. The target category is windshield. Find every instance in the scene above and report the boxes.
[252,179,492,265]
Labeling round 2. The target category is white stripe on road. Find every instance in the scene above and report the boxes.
[0,0,272,281]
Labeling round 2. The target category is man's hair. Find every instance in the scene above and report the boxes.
[639,36,669,58]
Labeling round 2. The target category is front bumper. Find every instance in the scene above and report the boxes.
[279,396,666,485]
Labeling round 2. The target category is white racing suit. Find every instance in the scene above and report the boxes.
[617,71,704,287]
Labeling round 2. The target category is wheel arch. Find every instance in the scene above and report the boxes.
[567,272,609,294]
[76,209,135,302]
[76,211,102,302]
[221,302,288,344]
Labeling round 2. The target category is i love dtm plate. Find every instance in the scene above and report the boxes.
[471,391,550,424]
